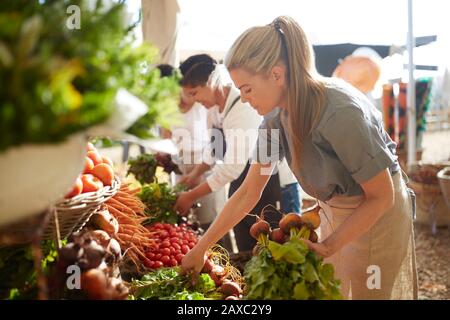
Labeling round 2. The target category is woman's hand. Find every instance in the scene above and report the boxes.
[178,173,202,189]
[303,239,335,258]
[174,191,195,216]
[180,246,207,283]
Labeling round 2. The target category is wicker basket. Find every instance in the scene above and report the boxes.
[437,167,450,211]
[43,175,121,240]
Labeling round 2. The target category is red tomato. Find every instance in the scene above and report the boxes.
[87,150,103,166]
[81,174,103,193]
[83,157,95,174]
[181,245,189,254]
[65,176,83,198]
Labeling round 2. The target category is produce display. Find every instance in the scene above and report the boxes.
[127,153,181,185]
[0,0,179,153]
[129,246,244,300]
[50,230,128,300]
[65,142,115,198]
[143,223,199,269]
[138,182,186,225]
[243,205,343,300]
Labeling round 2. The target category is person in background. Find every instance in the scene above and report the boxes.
[157,64,225,231]
[278,158,302,213]
[173,54,284,252]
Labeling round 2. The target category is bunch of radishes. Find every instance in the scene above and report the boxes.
[143,223,198,269]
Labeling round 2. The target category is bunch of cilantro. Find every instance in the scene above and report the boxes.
[244,237,342,300]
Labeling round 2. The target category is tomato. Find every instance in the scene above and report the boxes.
[188,242,196,249]
[160,255,170,264]
[153,261,163,269]
[101,155,114,167]
[181,245,190,254]
[87,142,96,152]
[91,163,114,186]
[65,176,83,198]
[83,157,95,174]
[81,174,104,193]
[160,248,171,256]
[87,150,103,166]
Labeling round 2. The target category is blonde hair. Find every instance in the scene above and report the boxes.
[225,16,326,171]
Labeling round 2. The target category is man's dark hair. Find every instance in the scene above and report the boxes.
[156,64,175,78]
[179,54,217,87]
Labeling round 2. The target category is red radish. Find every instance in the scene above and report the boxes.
[220,280,242,297]
[202,259,214,273]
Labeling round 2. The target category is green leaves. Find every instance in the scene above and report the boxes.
[0,0,180,152]
[127,154,158,185]
[138,182,185,224]
[244,238,343,300]
[129,267,219,300]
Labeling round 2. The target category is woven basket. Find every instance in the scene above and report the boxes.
[437,167,450,211]
[43,175,121,240]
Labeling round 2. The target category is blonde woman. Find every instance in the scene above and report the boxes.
[181,16,418,300]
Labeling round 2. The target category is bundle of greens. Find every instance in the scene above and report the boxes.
[0,240,61,300]
[138,182,185,224]
[0,0,180,152]
[127,154,158,185]
[129,267,221,300]
[244,237,342,300]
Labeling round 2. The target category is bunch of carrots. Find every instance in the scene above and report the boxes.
[104,183,157,272]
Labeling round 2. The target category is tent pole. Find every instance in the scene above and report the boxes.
[407,0,416,170]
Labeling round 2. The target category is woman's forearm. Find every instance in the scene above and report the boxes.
[189,182,212,200]
[324,196,393,255]
[196,187,259,253]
